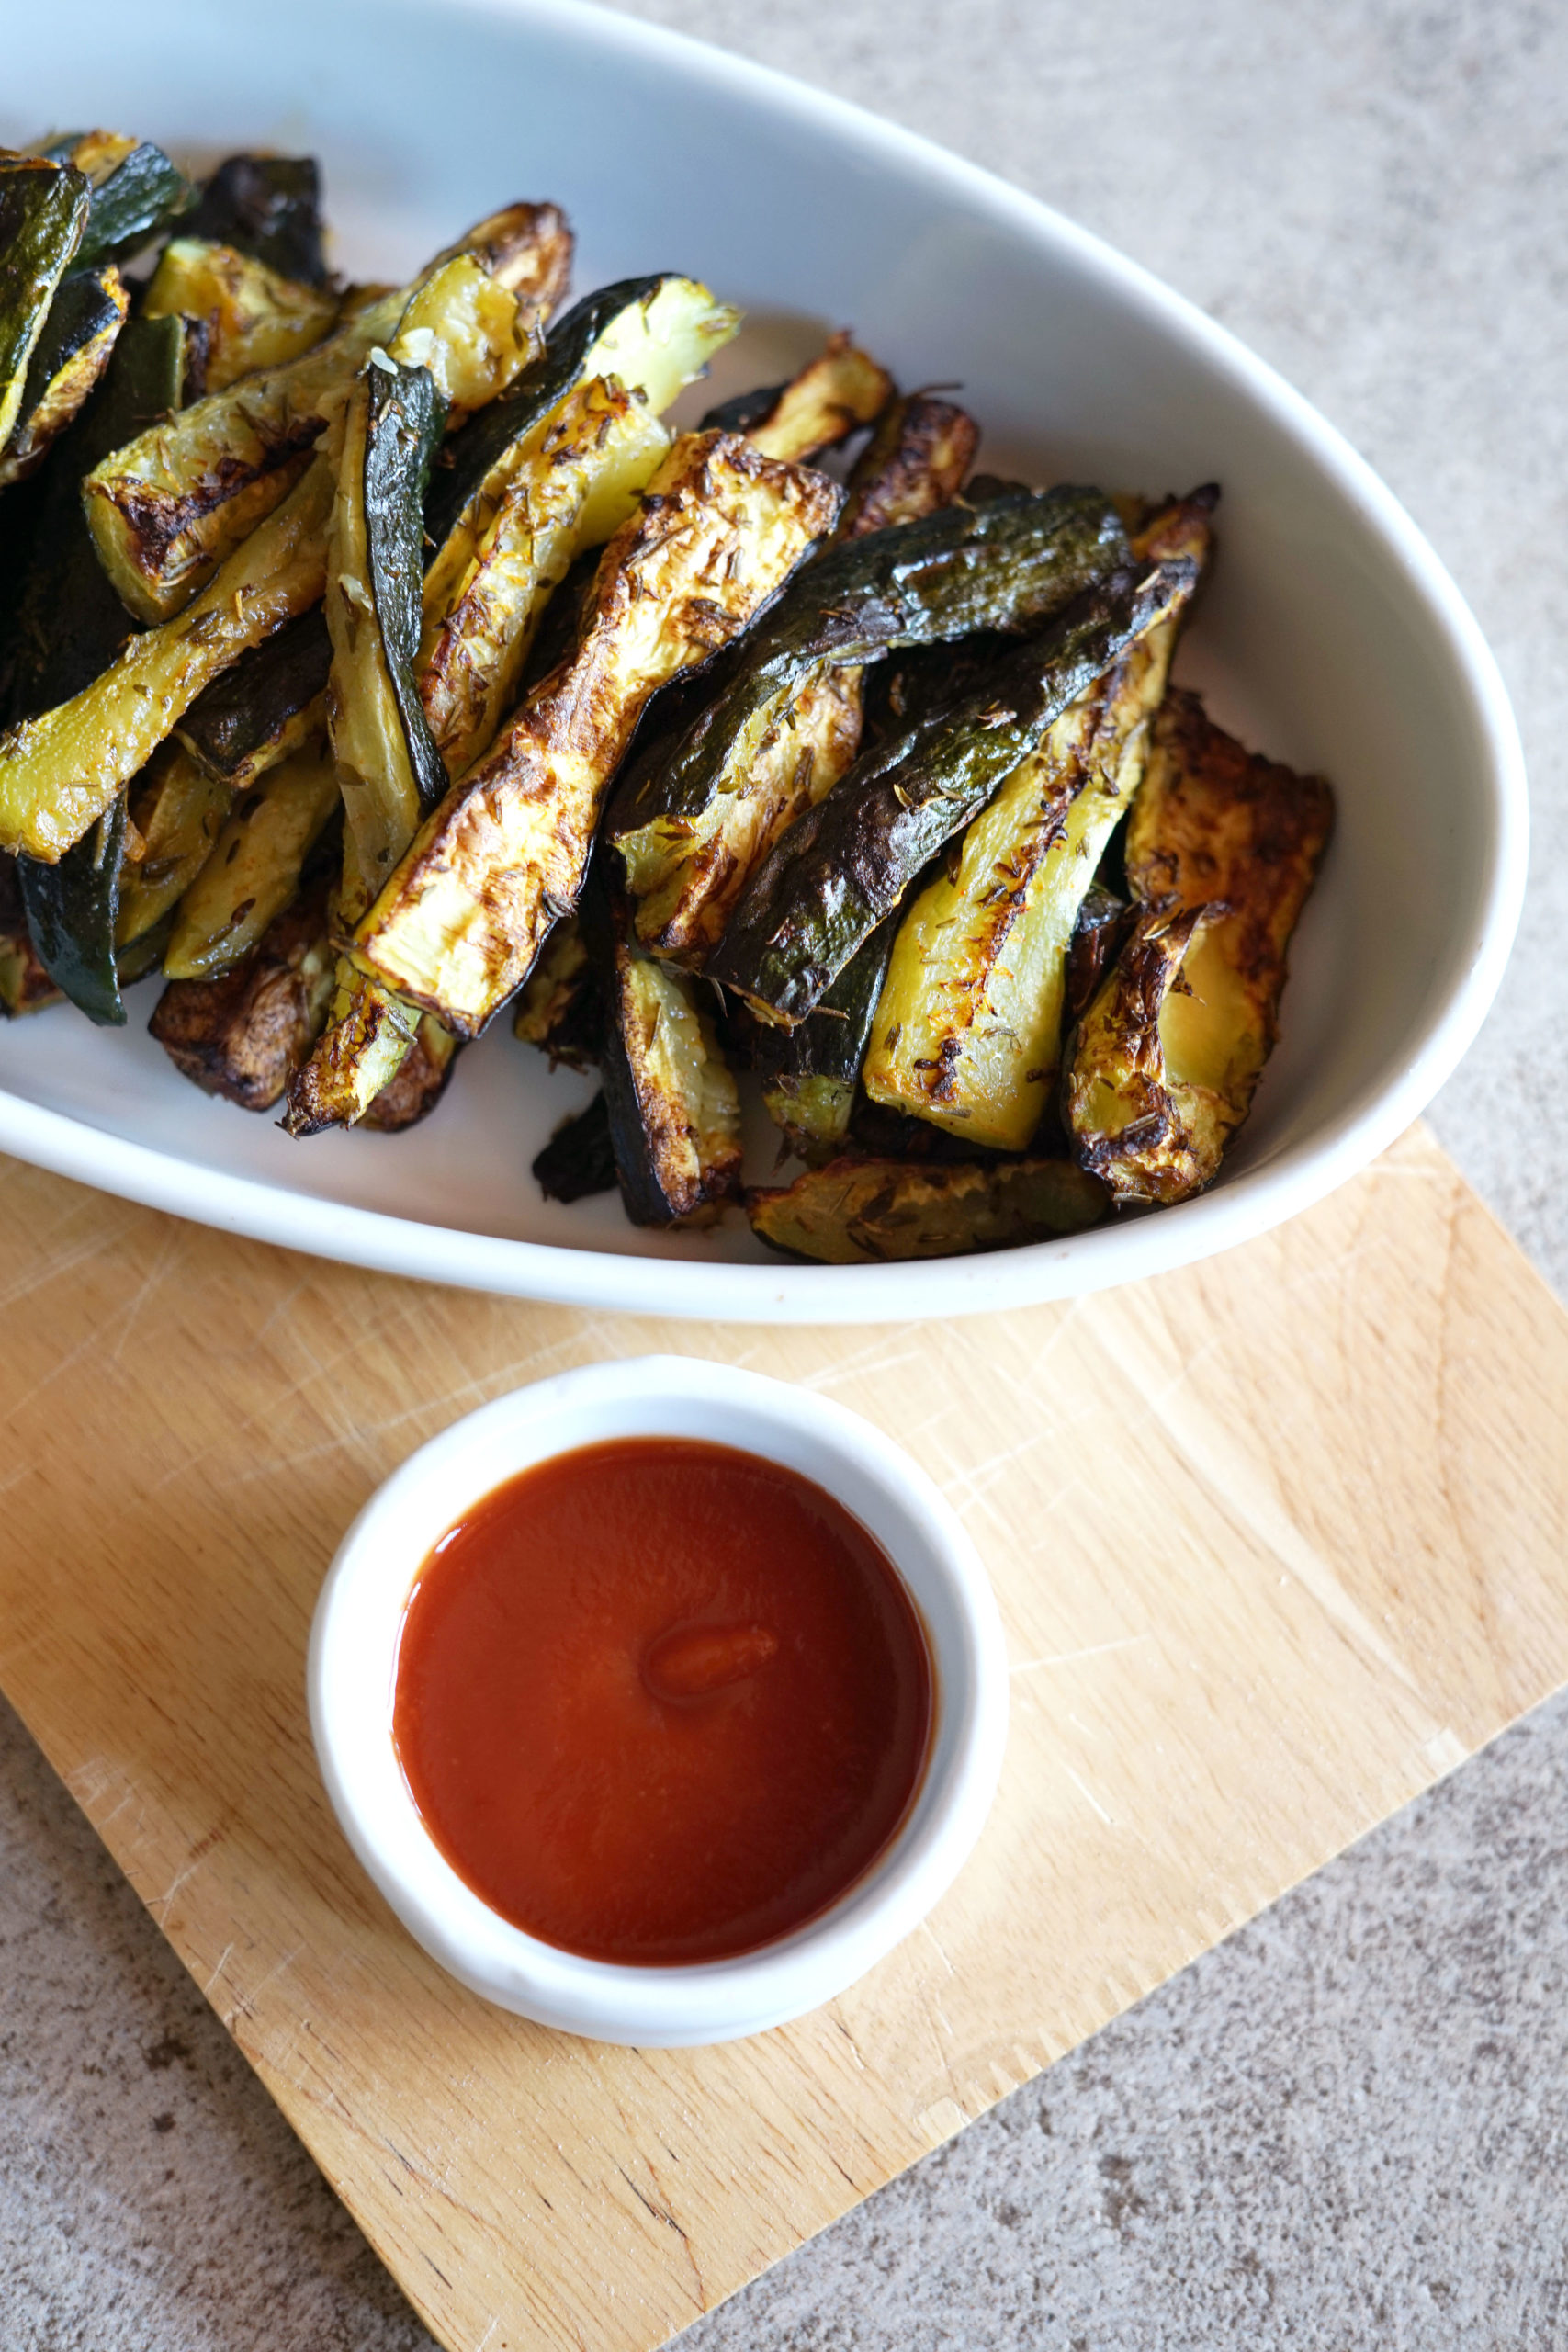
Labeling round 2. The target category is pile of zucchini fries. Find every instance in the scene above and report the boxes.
[0,141,1334,1263]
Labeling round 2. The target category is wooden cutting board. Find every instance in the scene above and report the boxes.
[3,1122,1567,2351]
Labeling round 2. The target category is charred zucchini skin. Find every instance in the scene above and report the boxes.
[0,160,89,458]
[710,560,1193,1025]
[183,154,328,285]
[0,262,129,489]
[746,1154,1107,1264]
[532,1089,618,1203]
[175,608,332,787]
[39,136,195,270]
[615,485,1127,854]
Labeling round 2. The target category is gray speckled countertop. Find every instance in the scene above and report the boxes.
[6,2,1568,2344]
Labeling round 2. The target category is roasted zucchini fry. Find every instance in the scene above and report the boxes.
[739,333,892,463]
[756,921,896,1165]
[282,957,421,1132]
[0,262,128,487]
[863,495,1212,1148]
[115,744,232,947]
[38,132,195,269]
[348,430,842,1039]
[532,1090,617,1204]
[420,374,671,778]
[619,660,865,967]
[175,607,332,788]
[586,876,742,1227]
[710,559,1190,1026]
[82,204,556,622]
[612,482,1123,956]
[164,747,339,979]
[7,313,192,1018]
[0,450,333,861]
[0,159,89,458]
[838,392,977,538]
[143,239,339,391]
[182,154,329,285]
[326,356,448,918]
[149,875,336,1112]
[746,1154,1107,1263]
[273,356,449,1136]
[1065,689,1334,1203]
[511,911,604,1069]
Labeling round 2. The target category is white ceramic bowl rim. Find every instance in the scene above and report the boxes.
[308,1356,1010,2042]
[0,0,1528,1322]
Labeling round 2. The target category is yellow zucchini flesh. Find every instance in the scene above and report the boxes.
[82,206,554,622]
[746,1154,1108,1263]
[419,373,671,779]
[1065,689,1334,1203]
[351,430,842,1038]
[164,746,339,979]
[142,238,338,391]
[0,453,333,862]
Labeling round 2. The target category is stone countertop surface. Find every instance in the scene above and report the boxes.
[5,1,1567,2344]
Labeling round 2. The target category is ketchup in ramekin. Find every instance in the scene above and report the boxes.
[391,1436,933,1965]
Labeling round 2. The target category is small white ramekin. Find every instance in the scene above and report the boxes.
[308,1355,1008,2044]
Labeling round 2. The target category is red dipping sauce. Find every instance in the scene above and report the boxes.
[392,1438,934,1965]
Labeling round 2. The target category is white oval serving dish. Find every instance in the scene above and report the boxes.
[0,0,1527,1321]
[309,1355,1008,2042]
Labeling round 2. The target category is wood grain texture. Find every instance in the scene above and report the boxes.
[2,1122,1566,2351]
